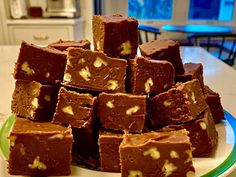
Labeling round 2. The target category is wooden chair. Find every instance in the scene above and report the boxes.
[138,24,161,44]
[187,33,236,66]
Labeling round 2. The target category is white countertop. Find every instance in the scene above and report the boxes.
[0,46,236,177]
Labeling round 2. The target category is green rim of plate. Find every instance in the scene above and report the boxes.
[0,112,236,176]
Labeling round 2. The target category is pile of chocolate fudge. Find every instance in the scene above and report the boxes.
[8,14,224,177]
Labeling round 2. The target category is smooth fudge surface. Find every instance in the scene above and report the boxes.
[127,56,175,95]
[99,131,123,172]
[93,14,138,59]
[139,39,184,74]
[204,85,224,123]
[63,47,127,93]
[119,130,195,177]
[98,92,146,132]
[175,62,204,89]
[11,80,59,121]
[160,108,218,157]
[52,87,96,129]
[150,79,208,128]
[14,41,67,83]
[8,117,73,176]
[48,39,91,51]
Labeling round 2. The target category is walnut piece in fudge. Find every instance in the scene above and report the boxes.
[52,87,96,129]
[175,62,204,89]
[98,92,146,133]
[93,14,138,59]
[8,117,73,176]
[204,85,224,123]
[119,129,195,177]
[160,108,218,157]
[98,131,123,172]
[11,80,59,121]
[139,39,184,74]
[150,79,208,128]
[14,41,67,83]
[63,47,127,93]
[127,56,175,95]
[48,39,91,51]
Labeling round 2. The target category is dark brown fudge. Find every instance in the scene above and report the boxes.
[160,108,218,157]
[150,79,208,128]
[139,39,185,74]
[11,80,59,121]
[98,131,123,172]
[63,47,127,93]
[72,127,99,167]
[175,62,204,89]
[119,129,195,177]
[93,14,138,59]
[48,39,91,51]
[98,92,146,133]
[14,41,67,83]
[204,85,224,123]
[52,87,96,129]
[8,117,73,176]
[127,56,175,95]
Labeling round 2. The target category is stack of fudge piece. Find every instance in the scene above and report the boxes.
[8,14,225,177]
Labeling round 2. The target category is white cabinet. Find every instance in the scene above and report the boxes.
[6,18,84,45]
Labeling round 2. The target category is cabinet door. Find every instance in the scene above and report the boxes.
[8,25,72,45]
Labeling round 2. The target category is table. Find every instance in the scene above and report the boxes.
[162,24,233,34]
[0,46,236,177]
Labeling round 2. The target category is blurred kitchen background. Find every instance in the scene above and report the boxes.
[0,0,235,66]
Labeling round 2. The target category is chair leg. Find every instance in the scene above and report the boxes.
[145,31,148,43]
[218,36,225,59]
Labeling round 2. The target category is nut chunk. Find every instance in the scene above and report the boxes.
[14,41,67,83]
[48,39,91,51]
[8,117,73,176]
[98,131,123,172]
[93,14,138,59]
[119,130,195,177]
[52,87,96,129]
[139,39,184,74]
[11,80,59,121]
[63,47,127,93]
[98,92,146,133]
[160,108,218,157]
[127,57,174,95]
[150,79,208,128]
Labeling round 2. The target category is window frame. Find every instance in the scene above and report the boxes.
[102,0,236,27]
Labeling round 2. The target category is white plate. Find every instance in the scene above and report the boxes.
[1,111,236,177]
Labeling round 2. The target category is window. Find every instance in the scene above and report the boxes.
[128,0,173,20]
[188,0,235,21]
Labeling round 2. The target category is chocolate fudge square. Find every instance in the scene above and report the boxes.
[48,39,91,51]
[119,130,195,177]
[63,47,127,93]
[176,62,204,89]
[98,131,123,172]
[204,85,224,123]
[8,117,73,176]
[127,56,174,95]
[98,92,146,133]
[14,41,67,83]
[11,80,59,121]
[93,14,138,59]
[72,127,99,166]
[139,39,184,74]
[160,108,218,157]
[52,87,96,129]
[150,79,208,128]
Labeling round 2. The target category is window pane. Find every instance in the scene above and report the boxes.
[188,0,235,21]
[128,0,173,20]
